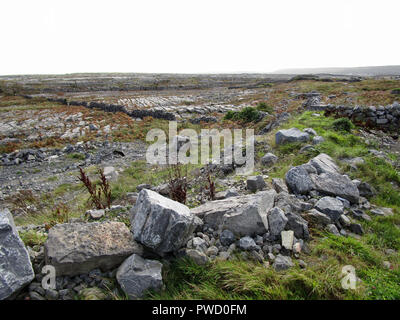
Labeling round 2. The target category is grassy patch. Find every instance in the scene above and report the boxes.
[19,230,47,247]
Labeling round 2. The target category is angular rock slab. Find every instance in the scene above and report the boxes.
[308,153,339,174]
[275,128,310,145]
[314,196,344,222]
[116,254,163,299]
[191,190,276,237]
[45,221,143,276]
[0,209,35,300]
[311,172,359,204]
[132,189,196,255]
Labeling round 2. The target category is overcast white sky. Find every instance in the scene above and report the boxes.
[0,0,399,75]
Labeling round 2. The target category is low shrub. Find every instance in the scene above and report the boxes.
[332,117,354,132]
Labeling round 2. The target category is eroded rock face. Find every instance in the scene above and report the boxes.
[45,221,142,276]
[116,254,163,299]
[131,189,196,255]
[275,128,310,145]
[191,190,276,237]
[0,209,35,300]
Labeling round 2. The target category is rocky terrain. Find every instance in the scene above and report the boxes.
[1,74,400,300]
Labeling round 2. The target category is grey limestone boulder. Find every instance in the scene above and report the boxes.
[0,209,35,300]
[275,128,310,145]
[116,254,163,299]
[45,221,142,276]
[131,189,196,255]
[191,190,276,237]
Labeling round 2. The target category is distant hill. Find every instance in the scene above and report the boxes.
[272,65,400,77]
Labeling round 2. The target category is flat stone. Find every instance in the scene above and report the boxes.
[311,172,359,204]
[304,209,331,226]
[275,128,310,145]
[185,249,209,265]
[45,221,143,276]
[326,224,340,235]
[308,153,339,174]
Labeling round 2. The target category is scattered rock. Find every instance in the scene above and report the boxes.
[357,182,376,198]
[261,153,278,166]
[349,223,364,235]
[285,166,314,195]
[312,136,324,145]
[86,209,105,220]
[214,188,239,200]
[267,207,288,239]
[219,229,236,247]
[103,166,118,181]
[116,254,163,299]
[304,209,331,226]
[275,128,309,145]
[271,178,289,193]
[273,254,294,271]
[314,196,344,222]
[326,224,340,236]
[311,172,359,204]
[191,190,276,237]
[246,176,267,192]
[308,153,339,174]
[238,236,258,251]
[303,128,317,136]
[185,249,209,265]
[285,212,309,239]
